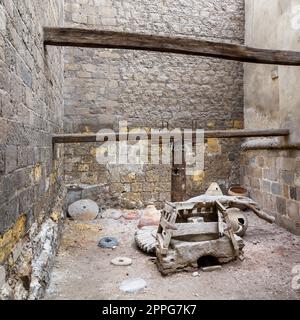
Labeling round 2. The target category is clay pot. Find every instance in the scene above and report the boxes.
[122,210,141,220]
[138,205,161,229]
[227,208,249,237]
[228,185,248,197]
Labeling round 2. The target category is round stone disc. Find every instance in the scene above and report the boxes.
[98,237,119,248]
[111,257,132,266]
[68,199,99,221]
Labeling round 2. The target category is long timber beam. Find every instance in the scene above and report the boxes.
[44,27,300,66]
[52,129,290,144]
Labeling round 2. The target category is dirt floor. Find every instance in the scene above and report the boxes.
[45,209,300,300]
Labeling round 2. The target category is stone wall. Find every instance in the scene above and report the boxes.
[242,0,300,234]
[0,0,65,298]
[63,0,245,207]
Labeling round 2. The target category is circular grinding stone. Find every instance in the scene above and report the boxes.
[68,199,99,221]
[111,257,132,266]
[98,237,119,248]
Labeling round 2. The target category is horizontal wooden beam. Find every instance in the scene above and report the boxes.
[242,138,300,150]
[52,129,290,144]
[44,27,300,65]
[204,129,290,138]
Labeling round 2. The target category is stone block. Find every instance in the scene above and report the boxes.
[256,156,265,167]
[72,13,88,24]
[249,177,260,189]
[19,188,34,214]
[78,164,90,172]
[290,186,297,201]
[271,182,282,196]
[280,170,294,185]
[0,215,26,264]
[131,183,143,193]
[5,145,17,173]
[20,64,32,88]
[276,197,286,215]
[206,138,221,154]
[263,168,278,181]
[276,157,296,171]
[287,201,300,223]
[99,6,116,18]
[263,193,276,213]
[261,179,271,193]
[145,170,160,182]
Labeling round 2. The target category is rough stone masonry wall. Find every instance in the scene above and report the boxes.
[0,0,65,299]
[63,0,245,208]
[242,0,300,235]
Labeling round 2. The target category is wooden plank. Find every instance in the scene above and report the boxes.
[44,27,300,66]
[172,222,219,237]
[217,211,224,237]
[52,129,290,144]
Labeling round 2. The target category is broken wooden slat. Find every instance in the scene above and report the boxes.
[52,129,290,144]
[217,211,224,237]
[44,27,300,65]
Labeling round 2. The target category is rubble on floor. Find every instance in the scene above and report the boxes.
[45,210,300,300]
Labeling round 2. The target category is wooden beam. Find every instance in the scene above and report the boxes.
[52,129,290,144]
[241,138,300,150]
[44,27,300,65]
[204,129,290,138]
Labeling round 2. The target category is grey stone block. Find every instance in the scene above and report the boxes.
[276,197,286,215]
[280,170,294,185]
[5,145,17,173]
[271,182,282,196]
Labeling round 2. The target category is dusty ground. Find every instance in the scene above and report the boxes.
[45,209,300,300]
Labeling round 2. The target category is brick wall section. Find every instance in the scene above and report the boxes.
[0,0,64,239]
[241,150,300,235]
[63,0,245,207]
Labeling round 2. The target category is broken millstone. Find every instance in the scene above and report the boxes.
[119,278,147,293]
[98,237,119,248]
[68,199,99,221]
[111,257,132,266]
